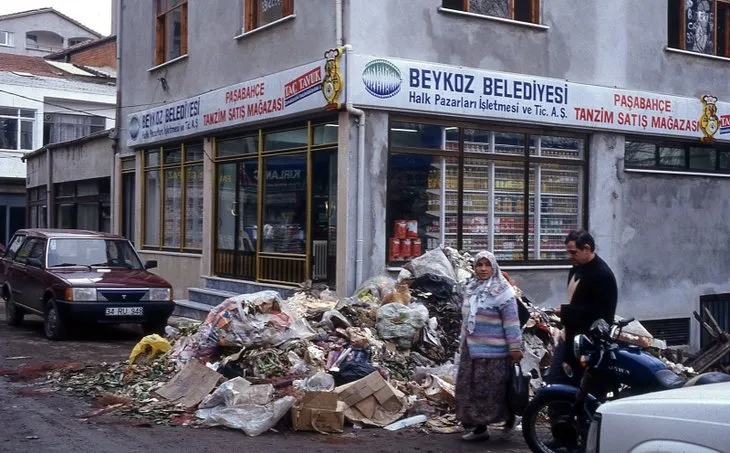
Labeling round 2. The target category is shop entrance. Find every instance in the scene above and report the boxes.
[213,121,338,287]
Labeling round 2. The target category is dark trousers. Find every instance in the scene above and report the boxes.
[546,339,582,387]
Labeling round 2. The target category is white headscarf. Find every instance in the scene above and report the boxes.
[464,251,515,334]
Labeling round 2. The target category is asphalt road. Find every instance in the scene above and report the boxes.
[0,300,531,453]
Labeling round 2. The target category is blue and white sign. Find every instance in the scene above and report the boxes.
[347,53,730,142]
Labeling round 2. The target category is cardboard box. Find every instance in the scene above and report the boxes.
[291,391,346,434]
[333,371,406,427]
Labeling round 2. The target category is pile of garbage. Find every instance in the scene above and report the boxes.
[50,246,688,436]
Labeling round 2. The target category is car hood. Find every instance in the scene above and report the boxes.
[598,382,730,419]
[49,268,171,288]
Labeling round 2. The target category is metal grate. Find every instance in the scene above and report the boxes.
[312,240,328,281]
[639,317,691,346]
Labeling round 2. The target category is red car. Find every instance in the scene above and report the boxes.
[0,229,174,340]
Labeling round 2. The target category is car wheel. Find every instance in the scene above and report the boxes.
[3,289,24,326]
[142,319,168,336]
[44,299,68,341]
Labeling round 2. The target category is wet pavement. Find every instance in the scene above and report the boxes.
[0,300,530,453]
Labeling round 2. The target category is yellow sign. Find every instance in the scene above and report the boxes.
[699,94,719,143]
[322,47,345,110]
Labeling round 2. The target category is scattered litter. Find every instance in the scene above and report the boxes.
[43,246,686,437]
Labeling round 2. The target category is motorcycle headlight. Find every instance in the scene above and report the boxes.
[149,288,172,301]
[66,287,98,301]
[573,334,592,359]
[586,413,601,453]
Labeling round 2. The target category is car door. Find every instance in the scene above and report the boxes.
[1,234,27,298]
[12,238,47,312]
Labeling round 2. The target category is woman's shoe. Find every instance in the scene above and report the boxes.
[461,429,490,441]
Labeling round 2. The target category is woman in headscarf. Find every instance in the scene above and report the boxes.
[455,251,523,441]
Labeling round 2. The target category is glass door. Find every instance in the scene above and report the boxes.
[311,150,337,287]
[214,160,257,280]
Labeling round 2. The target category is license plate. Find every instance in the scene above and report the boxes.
[105,307,144,316]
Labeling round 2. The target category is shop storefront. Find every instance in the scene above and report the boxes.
[385,118,586,266]
[212,120,337,287]
[123,50,345,293]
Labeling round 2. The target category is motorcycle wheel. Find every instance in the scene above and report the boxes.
[522,393,589,453]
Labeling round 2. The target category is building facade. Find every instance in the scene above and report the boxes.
[0,8,102,57]
[117,0,730,348]
[0,54,116,245]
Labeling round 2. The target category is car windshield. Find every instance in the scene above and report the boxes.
[47,238,144,270]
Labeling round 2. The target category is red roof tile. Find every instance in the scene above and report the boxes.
[0,54,63,77]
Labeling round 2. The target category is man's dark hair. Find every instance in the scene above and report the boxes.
[565,229,595,251]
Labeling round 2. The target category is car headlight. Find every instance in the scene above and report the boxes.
[149,288,172,301]
[66,287,97,301]
[586,413,601,453]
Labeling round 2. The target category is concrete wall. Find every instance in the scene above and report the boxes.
[346,0,730,100]
[118,0,336,149]
[0,11,99,56]
[137,251,201,299]
[50,137,114,183]
[25,153,47,188]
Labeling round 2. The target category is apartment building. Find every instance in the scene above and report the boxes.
[117,0,730,348]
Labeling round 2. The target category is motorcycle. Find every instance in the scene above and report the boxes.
[522,317,730,453]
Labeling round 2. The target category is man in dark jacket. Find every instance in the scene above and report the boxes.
[547,229,618,385]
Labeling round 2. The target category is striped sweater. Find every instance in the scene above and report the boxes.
[461,297,522,359]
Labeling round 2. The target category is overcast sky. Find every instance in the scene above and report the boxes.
[0,0,112,36]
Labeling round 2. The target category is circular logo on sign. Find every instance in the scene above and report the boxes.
[362,59,402,99]
[128,115,140,140]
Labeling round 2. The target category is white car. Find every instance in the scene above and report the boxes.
[587,382,730,452]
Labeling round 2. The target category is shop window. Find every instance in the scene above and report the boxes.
[0,107,34,150]
[262,154,306,254]
[245,0,294,32]
[668,0,730,57]
[264,127,308,151]
[217,135,259,157]
[388,121,585,265]
[625,139,730,174]
[43,113,106,146]
[312,123,339,146]
[442,0,540,23]
[391,122,459,150]
[143,142,203,251]
[156,0,188,65]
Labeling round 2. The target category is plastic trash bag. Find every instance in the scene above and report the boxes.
[199,377,274,409]
[128,334,171,365]
[293,371,336,392]
[507,362,531,416]
[196,396,295,437]
[405,248,457,286]
[376,303,430,350]
[353,275,396,304]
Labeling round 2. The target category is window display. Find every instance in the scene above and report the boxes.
[388,121,585,265]
[262,155,306,254]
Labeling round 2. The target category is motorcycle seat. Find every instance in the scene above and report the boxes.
[654,369,687,389]
[683,371,730,387]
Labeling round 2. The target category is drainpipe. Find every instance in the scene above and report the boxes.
[335,0,343,46]
[112,0,123,233]
[346,103,365,287]
[337,3,364,286]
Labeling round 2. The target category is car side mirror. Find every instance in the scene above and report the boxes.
[27,257,43,268]
[144,260,158,270]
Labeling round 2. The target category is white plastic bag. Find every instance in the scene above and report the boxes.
[406,248,457,285]
[195,396,295,437]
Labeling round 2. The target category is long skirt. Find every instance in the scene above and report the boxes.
[454,346,511,427]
